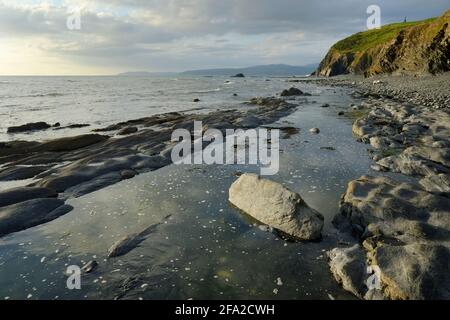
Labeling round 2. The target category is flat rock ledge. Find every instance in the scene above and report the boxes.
[351,97,450,195]
[329,175,450,300]
[0,198,73,237]
[229,173,324,241]
[0,94,300,237]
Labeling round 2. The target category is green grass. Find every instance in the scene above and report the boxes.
[333,18,437,53]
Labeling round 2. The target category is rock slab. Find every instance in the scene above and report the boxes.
[0,198,73,237]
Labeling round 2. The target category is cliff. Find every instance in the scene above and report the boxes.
[316,10,450,77]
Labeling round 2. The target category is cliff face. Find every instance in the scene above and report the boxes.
[316,10,450,77]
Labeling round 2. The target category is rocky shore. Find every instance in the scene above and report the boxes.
[1,74,449,300]
[0,96,300,239]
[314,74,450,300]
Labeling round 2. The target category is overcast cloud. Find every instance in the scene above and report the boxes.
[0,0,448,74]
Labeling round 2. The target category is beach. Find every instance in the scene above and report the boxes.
[0,74,449,300]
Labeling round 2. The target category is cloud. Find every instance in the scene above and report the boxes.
[0,0,448,74]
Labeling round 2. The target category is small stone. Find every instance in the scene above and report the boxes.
[82,260,98,273]
[121,169,136,180]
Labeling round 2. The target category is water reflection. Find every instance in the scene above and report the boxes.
[0,85,392,300]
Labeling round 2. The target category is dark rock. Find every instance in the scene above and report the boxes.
[280,87,304,97]
[82,260,98,273]
[38,154,159,193]
[264,126,301,139]
[121,169,136,180]
[63,172,122,198]
[321,103,330,108]
[193,98,200,102]
[53,124,90,130]
[0,198,73,237]
[0,187,57,208]
[7,122,51,133]
[0,165,50,181]
[1,96,300,202]
[108,215,171,258]
[232,73,245,78]
[117,127,138,135]
[0,141,40,157]
[34,134,108,152]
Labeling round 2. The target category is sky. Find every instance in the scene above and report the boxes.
[0,0,448,75]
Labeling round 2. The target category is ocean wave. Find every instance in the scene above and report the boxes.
[0,104,19,109]
[186,88,221,94]
[20,93,65,98]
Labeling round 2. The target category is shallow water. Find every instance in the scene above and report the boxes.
[0,80,397,300]
[0,76,322,142]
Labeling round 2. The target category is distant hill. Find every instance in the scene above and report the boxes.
[316,9,450,77]
[117,71,177,77]
[181,64,318,76]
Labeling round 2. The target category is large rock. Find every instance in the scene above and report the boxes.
[280,87,304,97]
[335,175,450,235]
[38,154,159,193]
[63,172,122,198]
[0,165,50,181]
[332,175,450,300]
[0,187,57,208]
[229,174,324,241]
[0,198,73,237]
[34,134,108,152]
[328,245,370,299]
[117,127,138,135]
[7,122,51,133]
[371,243,450,300]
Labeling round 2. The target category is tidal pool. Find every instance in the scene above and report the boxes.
[0,84,401,300]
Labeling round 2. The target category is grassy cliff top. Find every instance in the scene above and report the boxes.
[333,17,438,53]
